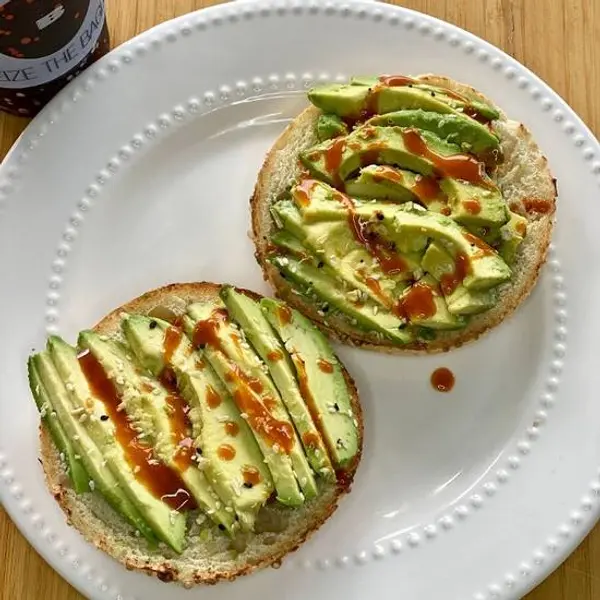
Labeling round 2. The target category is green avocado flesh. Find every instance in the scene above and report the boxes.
[27,289,359,551]
[265,74,521,346]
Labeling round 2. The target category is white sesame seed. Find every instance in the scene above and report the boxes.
[65,382,75,392]
[88,480,95,491]
[116,376,125,386]
[73,434,80,441]
[240,412,248,419]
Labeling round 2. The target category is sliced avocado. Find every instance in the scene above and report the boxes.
[220,286,335,480]
[351,202,511,291]
[317,114,349,141]
[274,199,412,308]
[439,178,508,228]
[269,254,413,345]
[345,165,449,214]
[28,356,89,494]
[35,345,165,548]
[262,298,360,468]
[307,84,370,118]
[300,126,463,185]
[293,180,427,258]
[397,275,465,330]
[446,285,496,315]
[497,211,528,265]
[122,315,274,532]
[309,80,499,121]
[421,242,496,315]
[348,76,501,121]
[345,165,415,203]
[275,192,510,292]
[77,331,235,534]
[367,109,500,155]
[183,301,318,505]
[308,82,457,119]
[271,229,312,258]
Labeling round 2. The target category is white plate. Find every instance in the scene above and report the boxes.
[0,2,598,599]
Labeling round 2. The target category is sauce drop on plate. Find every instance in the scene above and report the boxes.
[431,367,455,392]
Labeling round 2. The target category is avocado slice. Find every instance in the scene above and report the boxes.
[300,126,471,185]
[309,79,500,122]
[35,343,169,548]
[308,83,457,119]
[367,109,500,155]
[269,254,413,345]
[290,180,430,255]
[497,211,528,265]
[28,356,89,494]
[339,165,449,215]
[317,114,349,142]
[122,315,274,531]
[273,199,412,309]
[275,187,510,292]
[262,298,360,468]
[421,242,496,315]
[397,275,465,330]
[220,286,335,480]
[348,76,501,122]
[77,331,235,534]
[351,202,511,291]
[440,178,508,228]
[183,301,318,505]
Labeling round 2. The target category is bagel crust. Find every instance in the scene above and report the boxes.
[39,282,363,587]
[250,75,556,354]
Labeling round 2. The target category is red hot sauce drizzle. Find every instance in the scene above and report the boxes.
[78,350,196,511]
[241,466,261,487]
[323,137,346,189]
[331,189,409,277]
[163,326,183,365]
[317,358,334,374]
[193,308,229,351]
[160,329,196,473]
[193,308,294,453]
[395,282,437,321]
[522,197,553,215]
[291,353,335,458]
[401,129,486,185]
[267,350,283,362]
[440,253,471,296]
[431,367,455,392]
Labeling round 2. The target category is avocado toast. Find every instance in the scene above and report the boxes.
[31,282,362,586]
[251,74,556,352]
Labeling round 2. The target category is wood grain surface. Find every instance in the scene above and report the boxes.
[1,1,599,598]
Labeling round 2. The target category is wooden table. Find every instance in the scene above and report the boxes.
[1,0,599,598]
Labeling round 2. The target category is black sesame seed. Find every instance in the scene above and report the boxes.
[376,212,384,221]
[322,306,329,313]
[196,447,203,455]
[334,403,340,412]
[243,482,253,488]
[100,415,109,421]
[430,91,436,97]
[218,524,226,531]
[198,343,206,350]
[149,320,157,329]
[317,261,324,268]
